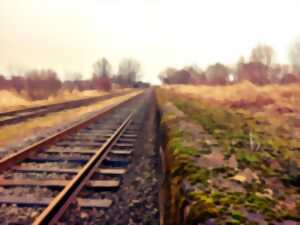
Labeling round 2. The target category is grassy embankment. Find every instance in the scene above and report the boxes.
[156,83,299,225]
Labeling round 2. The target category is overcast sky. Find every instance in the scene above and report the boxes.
[1,0,300,84]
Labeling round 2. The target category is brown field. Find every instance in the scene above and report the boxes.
[162,82,300,138]
[163,82,300,110]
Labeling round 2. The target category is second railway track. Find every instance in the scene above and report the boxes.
[0,89,153,224]
[0,90,132,127]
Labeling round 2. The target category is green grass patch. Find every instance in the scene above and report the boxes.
[171,95,299,176]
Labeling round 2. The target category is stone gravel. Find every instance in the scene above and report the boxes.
[61,91,160,225]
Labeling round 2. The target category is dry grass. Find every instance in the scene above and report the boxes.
[162,82,300,138]
[0,88,131,112]
[163,82,300,109]
[0,91,140,148]
[0,90,30,111]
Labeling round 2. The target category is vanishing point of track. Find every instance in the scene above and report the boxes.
[0,90,150,224]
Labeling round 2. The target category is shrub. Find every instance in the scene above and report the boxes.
[25,69,61,100]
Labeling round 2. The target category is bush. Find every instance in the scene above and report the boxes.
[237,62,270,85]
[0,75,9,90]
[92,74,112,91]
[25,69,61,100]
[10,76,26,93]
[281,73,299,84]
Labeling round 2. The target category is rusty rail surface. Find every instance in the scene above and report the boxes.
[0,92,141,172]
[33,112,134,225]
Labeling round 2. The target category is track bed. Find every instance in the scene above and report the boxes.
[0,89,160,225]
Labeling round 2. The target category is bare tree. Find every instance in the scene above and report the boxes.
[250,44,276,66]
[0,75,9,90]
[11,76,26,93]
[236,62,269,85]
[268,64,282,83]
[93,58,112,78]
[183,65,206,84]
[281,73,299,84]
[289,38,300,74]
[159,65,208,85]
[159,68,177,84]
[92,58,112,91]
[117,58,142,86]
[237,47,276,84]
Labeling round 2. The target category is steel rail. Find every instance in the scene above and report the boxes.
[0,90,133,126]
[0,92,142,172]
[32,111,135,225]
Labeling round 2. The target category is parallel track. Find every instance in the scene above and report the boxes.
[0,90,132,127]
[0,90,149,224]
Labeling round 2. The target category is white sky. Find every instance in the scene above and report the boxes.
[0,0,300,84]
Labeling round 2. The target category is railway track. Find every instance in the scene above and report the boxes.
[0,90,132,127]
[0,89,152,224]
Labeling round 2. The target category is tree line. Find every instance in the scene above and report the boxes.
[159,39,300,85]
[0,58,142,100]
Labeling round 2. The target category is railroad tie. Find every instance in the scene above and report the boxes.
[0,178,120,189]
[110,149,133,155]
[25,155,130,165]
[13,166,127,175]
[45,148,97,154]
[0,196,112,208]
